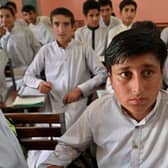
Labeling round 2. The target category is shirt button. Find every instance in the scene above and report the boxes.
[133,144,138,149]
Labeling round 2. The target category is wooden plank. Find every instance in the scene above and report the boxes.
[17,127,61,137]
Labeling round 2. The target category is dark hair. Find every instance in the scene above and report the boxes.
[119,0,137,11]
[0,5,15,16]
[131,20,161,38]
[21,4,36,13]
[105,29,167,73]
[98,0,112,8]
[50,7,75,25]
[83,0,100,16]
[5,1,17,12]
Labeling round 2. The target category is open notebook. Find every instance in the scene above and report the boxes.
[12,86,46,107]
[12,96,45,108]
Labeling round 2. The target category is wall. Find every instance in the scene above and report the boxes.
[12,0,168,23]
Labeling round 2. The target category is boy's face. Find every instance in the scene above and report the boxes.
[85,9,100,28]
[120,4,136,26]
[109,54,162,119]
[22,11,36,24]
[51,14,74,48]
[100,5,112,23]
[0,9,15,30]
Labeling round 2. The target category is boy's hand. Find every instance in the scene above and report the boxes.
[0,26,6,37]
[63,87,82,104]
[38,81,53,94]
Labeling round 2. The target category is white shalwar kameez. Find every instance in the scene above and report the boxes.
[40,90,168,168]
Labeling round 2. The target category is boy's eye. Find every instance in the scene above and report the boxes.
[142,70,154,77]
[120,71,132,78]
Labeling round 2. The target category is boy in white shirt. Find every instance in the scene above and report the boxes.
[98,0,120,31]
[22,5,54,45]
[75,0,107,60]
[39,28,168,168]
[108,0,137,45]
[24,7,107,129]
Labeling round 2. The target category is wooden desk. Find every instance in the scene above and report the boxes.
[1,90,45,113]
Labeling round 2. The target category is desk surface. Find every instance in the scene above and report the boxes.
[1,90,44,112]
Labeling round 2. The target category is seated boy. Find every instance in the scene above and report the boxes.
[22,5,54,45]
[98,0,120,31]
[75,0,107,60]
[23,7,107,129]
[108,0,137,45]
[39,29,168,168]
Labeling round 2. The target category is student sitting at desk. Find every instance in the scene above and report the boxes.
[23,7,107,129]
[24,7,106,168]
[39,29,168,168]
[0,109,27,168]
[0,6,41,69]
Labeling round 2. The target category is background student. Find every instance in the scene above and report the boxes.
[21,5,54,45]
[98,0,120,31]
[108,0,137,45]
[39,29,168,168]
[75,0,107,60]
[0,6,41,69]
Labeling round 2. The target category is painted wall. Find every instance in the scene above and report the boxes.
[12,0,168,23]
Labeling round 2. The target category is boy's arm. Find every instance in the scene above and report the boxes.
[39,105,93,168]
[23,47,45,89]
[78,46,107,97]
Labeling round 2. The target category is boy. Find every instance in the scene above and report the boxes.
[22,5,54,45]
[0,6,41,68]
[108,0,137,45]
[39,29,168,168]
[23,7,107,129]
[75,0,107,60]
[98,0,120,31]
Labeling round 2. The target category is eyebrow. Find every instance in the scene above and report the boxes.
[116,63,159,70]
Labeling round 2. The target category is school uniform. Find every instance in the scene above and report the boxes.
[99,15,120,31]
[75,25,108,58]
[24,39,107,128]
[40,90,168,168]
[29,21,54,45]
[0,109,27,168]
[0,25,41,68]
[108,22,132,46]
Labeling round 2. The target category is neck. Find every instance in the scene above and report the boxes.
[104,19,110,26]
[87,25,99,30]
[122,103,155,122]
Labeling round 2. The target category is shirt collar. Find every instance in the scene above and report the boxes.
[87,25,99,31]
[54,38,75,49]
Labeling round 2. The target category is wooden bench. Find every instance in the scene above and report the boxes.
[4,112,66,150]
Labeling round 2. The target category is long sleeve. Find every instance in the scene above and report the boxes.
[78,45,107,97]
[23,46,45,88]
[39,105,93,168]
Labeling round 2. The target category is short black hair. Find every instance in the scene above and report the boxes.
[0,5,15,16]
[132,20,161,38]
[5,1,17,12]
[105,29,167,73]
[98,0,112,8]
[21,4,36,13]
[83,0,100,16]
[50,7,75,25]
[119,0,137,11]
